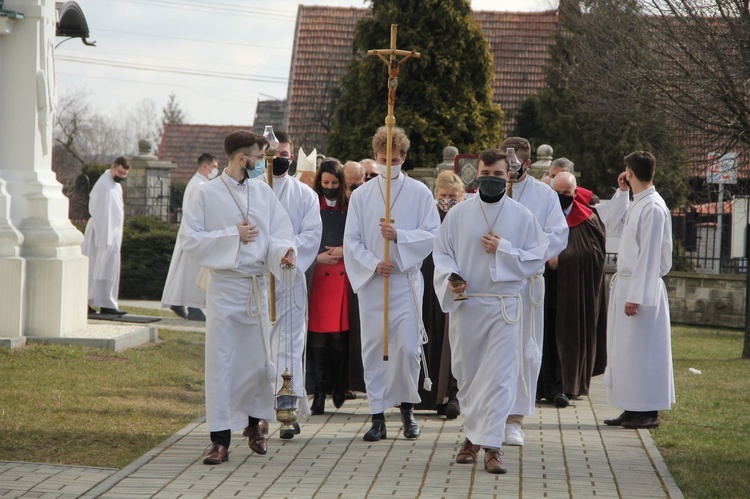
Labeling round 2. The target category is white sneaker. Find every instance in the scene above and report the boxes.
[504,424,525,446]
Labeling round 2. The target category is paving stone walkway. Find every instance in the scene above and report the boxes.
[1,376,683,498]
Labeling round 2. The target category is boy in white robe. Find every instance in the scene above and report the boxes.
[264,131,322,439]
[343,126,440,442]
[500,137,569,446]
[433,149,548,474]
[81,156,130,316]
[161,153,218,321]
[180,130,296,465]
[595,151,674,429]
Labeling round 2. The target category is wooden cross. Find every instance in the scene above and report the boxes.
[367,24,420,361]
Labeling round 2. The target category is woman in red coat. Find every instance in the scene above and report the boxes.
[308,159,351,414]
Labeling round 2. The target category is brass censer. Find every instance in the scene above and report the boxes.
[275,368,298,431]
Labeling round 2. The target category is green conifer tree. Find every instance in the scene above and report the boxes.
[327,0,503,168]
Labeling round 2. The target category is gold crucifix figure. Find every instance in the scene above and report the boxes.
[367,24,420,361]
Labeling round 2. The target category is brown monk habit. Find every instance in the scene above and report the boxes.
[538,203,608,401]
[416,208,455,411]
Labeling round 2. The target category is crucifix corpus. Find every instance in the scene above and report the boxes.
[367,24,420,361]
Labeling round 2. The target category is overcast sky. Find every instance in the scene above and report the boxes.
[55,0,558,129]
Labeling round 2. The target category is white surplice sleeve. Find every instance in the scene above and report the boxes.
[391,182,440,272]
[266,194,296,281]
[292,186,322,273]
[343,191,381,294]
[626,201,669,306]
[540,186,569,260]
[432,209,463,314]
[490,211,549,283]
[180,188,243,271]
[88,178,120,248]
[596,188,630,236]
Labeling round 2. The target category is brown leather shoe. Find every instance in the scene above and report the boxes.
[245,424,268,455]
[202,443,229,465]
[243,419,269,437]
[484,449,507,474]
[455,438,480,464]
[621,415,660,429]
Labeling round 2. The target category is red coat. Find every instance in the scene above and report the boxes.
[308,197,350,333]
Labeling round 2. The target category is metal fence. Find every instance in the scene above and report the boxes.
[605,206,748,275]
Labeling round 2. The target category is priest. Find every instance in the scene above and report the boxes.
[343,126,440,442]
[161,153,218,321]
[433,148,548,474]
[537,172,607,407]
[82,156,130,316]
[180,130,296,465]
[263,131,322,439]
[596,151,675,429]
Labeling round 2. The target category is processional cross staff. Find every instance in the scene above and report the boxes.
[367,24,420,361]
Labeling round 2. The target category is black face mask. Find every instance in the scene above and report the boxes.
[322,187,339,200]
[558,193,574,210]
[477,176,507,198]
[272,157,290,176]
[350,183,362,191]
[113,176,125,183]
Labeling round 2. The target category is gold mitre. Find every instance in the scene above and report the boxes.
[294,147,317,180]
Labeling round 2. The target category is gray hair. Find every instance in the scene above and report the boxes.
[551,157,575,173]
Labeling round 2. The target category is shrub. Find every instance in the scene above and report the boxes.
[119,216,178,299]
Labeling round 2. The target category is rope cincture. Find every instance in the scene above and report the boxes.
[211,269,277,382]
[408,271,432,391]
[603,273,629,388]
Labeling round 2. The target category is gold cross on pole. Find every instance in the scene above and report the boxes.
[367,24,420,361]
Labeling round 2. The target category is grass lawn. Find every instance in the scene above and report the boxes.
[0,330,205,468]
[120,305,177,318]
[654,325,750,498]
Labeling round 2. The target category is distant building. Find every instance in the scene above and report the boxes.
[285,6,558,153]
[158,124,241,186]
[251,98,288,135]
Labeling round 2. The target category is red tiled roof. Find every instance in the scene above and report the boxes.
[475,10,559,133]
[286,6,369,153]
[157,123,246,185]
[286,6,558,154]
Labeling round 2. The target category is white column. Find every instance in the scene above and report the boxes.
[0,0,87,337]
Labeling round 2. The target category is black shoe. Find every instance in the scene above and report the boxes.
[170,306,188,319]
[363,420,387,442]
[100,307,127,316]
[186,308,206,321]
[553,393,570,408]
[604,411,636,426]
[401,409,420,439]
[87,306,98,316]
[311,389,326,415]
[280,422,300,439]
[344,390,357,400]
[444,399,460,420]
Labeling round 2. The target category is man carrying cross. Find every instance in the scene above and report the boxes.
[343,126,440,442]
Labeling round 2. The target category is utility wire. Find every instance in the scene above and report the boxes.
[57,55,289,83]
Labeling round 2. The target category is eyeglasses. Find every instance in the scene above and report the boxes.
[243,153,264,161]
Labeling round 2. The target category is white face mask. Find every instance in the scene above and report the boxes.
[377,162,402,178]
[208,167,219,179]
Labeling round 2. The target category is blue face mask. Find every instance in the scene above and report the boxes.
[246,159,265,180]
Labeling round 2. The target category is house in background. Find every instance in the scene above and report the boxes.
[285,6,558,154]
